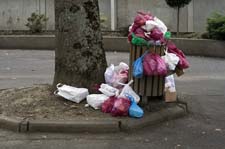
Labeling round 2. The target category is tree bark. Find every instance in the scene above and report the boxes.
[53,0,107,92]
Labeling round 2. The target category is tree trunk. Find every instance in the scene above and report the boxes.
[177,7,180,37]
[53,0,107,93]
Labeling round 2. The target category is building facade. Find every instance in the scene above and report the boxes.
[0,0,224,33]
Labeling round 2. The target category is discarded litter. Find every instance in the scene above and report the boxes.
[101,96,117,113]
[126,94,144,118]
[104,62,129,88]
[161,48,179,71]
[118,80,140,103]
[86,94,108,110]
[52,11,190,120]
[111,97,131,117]
[98,83,119,97]
[54,83,89,103]
[143,53,167,76]
[133,52,148,78]
[165,75,177,102]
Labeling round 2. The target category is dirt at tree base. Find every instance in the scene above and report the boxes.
[0,84,116,121]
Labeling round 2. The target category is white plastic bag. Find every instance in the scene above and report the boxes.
[104,64,115,85]
[98,83,119,97]
[165,75,176,92]
[162,49,180,71]
[154,17,168,34]
[118,80,140,103]
[165,75,177,102]
[54,83,89,103]
[86,94,108,110]
[104,62,129,88]
[142,20,158,32]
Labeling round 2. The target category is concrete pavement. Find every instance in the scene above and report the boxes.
[0,50,225,148]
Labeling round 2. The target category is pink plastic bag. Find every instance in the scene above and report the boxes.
[143,53,167,76]
[150,28,163,41]
[101,97,117,113]
[128,12,154,42]
[104,63,129,89]
[167,41,189,69]
[134,11,154,26]
[111,98,131,117]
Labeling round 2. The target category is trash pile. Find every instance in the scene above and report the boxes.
[54,62,144,118]
[54,12,189,118]
[129,11,189,71]
[129,11,189,102]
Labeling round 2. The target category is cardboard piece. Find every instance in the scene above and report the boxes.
[175,67,184,77]
[165,88,177,102]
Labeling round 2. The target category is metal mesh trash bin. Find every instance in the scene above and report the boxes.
[129,44,166,104]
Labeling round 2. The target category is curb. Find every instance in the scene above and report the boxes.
[1,35,225,58]
[0,105,186,133]
[0,116,21,132]
[28,119,120,133]
[119,105,186,131]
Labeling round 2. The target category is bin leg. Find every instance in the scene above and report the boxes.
[142,96,148,105]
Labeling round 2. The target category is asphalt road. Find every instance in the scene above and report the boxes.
[0,50,225,149]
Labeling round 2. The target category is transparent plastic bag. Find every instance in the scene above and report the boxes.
[104,62,129,89]
[165,75,176,92]
[98,83,119,97]
[118,80,140,103]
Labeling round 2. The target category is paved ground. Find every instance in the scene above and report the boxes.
[0,50,225,149]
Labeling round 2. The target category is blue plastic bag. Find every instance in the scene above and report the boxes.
[126,94,144,118]
[133,52,148,78]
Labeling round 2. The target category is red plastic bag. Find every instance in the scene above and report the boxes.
[101,97,116,113]
[128,12,154,42]
[111,98,131,117]
[167,41,189,69]
[134,11,154,26]
[150,28,163,41]
[143,53,167,76]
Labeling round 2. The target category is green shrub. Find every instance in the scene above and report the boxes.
[207,12,225,40]
[26,13,48,33]
[165,0,192,8]
[100,13,108,30]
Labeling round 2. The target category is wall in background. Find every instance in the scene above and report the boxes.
[0,0,224,33]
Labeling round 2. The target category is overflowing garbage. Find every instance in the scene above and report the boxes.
[129,11,189,74]
[54,12,189,119]
[54,62,144,118]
